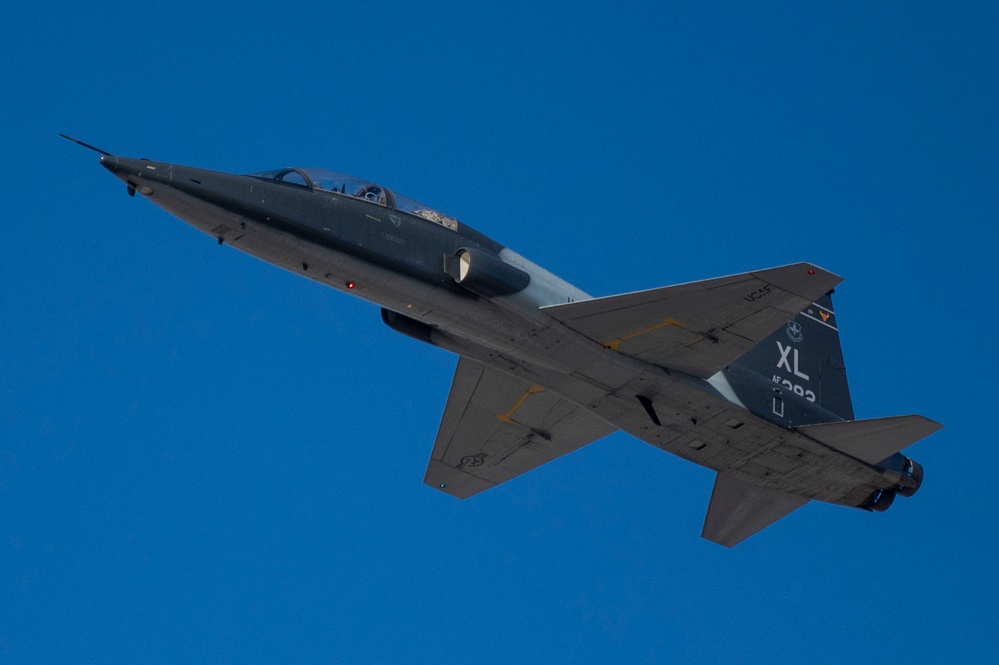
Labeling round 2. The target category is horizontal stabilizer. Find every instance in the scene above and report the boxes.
[796,415,942,465]
[543,263,842,378]
[702,473,809,547]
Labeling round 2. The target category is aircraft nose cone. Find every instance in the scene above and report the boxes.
[98,156,171,185]
[99,154,119,173]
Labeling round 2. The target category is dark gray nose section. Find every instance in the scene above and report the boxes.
[100,155,163,180]
[99,156,174,198]
[98,156,175,196]
[99,154,118,173]
[99,155,136,195]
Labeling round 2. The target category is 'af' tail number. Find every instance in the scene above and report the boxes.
[772,375,816,402]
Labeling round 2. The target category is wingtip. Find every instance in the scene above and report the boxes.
[751,262,843,301]
[423,459,495,499]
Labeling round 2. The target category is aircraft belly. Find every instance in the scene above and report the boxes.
[592,382,883,504]
[402,305,889,507]
[145,185,249,241]
[451,335,886,506]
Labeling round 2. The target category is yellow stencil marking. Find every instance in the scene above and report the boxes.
[602,317,685,351]
[365,214,381,222]
[496,385,545,425]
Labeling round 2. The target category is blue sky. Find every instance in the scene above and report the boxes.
[2,1,996,662]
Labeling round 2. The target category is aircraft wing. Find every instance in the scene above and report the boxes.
[425,357,617,498]
[542,263,842,379]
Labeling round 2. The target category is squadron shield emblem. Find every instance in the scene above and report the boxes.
[786,320,803,343]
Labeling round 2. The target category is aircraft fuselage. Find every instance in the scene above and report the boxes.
[91,153,936,545]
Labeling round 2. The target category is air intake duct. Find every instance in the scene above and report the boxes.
[381,308,435,346]
[443,247,530,298]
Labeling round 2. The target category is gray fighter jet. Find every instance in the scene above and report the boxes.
[68,136,941,546]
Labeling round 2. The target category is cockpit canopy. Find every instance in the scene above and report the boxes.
[250,168,459,231]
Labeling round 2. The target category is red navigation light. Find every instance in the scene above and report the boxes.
[346,281,355,289]
[808,270,815,275]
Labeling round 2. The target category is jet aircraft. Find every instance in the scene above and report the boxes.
[66,136,941,546]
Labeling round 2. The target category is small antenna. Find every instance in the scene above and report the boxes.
[59,134,111,156]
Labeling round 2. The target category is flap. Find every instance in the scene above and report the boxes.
[425,358,617,498]
[702,473,809,547]
[543,263,842,379]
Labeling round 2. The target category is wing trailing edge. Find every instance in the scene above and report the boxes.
[702,473,809,547]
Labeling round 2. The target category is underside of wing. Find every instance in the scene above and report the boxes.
[542,263,842,379]
[425,358,618,498]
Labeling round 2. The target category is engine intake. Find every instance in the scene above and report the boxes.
[381,308,435,346]
[443,247,530,298]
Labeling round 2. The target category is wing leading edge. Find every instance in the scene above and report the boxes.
[425,358,617,498]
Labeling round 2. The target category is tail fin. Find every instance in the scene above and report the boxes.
[732,291,855,420]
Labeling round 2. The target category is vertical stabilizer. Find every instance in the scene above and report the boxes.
[732,292,855,420]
